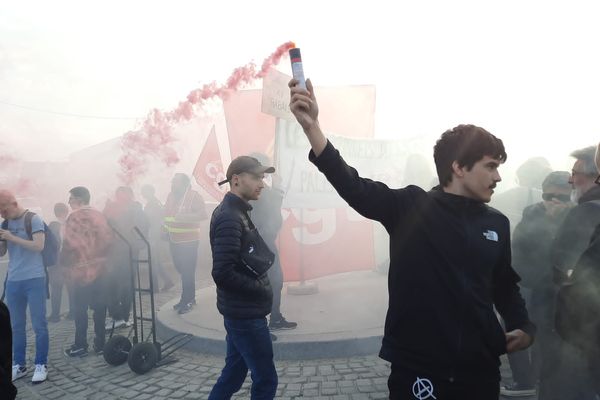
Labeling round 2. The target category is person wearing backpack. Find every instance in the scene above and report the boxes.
[0,189,49,384]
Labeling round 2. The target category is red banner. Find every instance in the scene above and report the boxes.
[192,125,226,201]
[221,85,377,281]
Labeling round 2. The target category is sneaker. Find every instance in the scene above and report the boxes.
[105,319,126,330]
[64,345,88,358]
[31,364,47,384]
[177,302,194,314]
[500,383,536,397]
[93,345,104,355]
[173,298,196,311]
[47,314,61,323]
[12,365,27,381]
[269,317,298,331]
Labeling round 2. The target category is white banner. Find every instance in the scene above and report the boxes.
[276,119,433,208]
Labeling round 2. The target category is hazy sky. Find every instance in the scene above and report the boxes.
[1,0,598,175]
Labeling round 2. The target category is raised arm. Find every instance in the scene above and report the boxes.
[289,78,405,228]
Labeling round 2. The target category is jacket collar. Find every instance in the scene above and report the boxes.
[579,184,600,204]
[224,192,253,212]
[429,185,488,214]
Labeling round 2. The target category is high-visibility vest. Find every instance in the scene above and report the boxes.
[163,190,205,243]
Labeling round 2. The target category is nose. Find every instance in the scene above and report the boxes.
[494,170,502,183]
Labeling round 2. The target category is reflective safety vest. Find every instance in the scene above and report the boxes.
[163,189,205,243]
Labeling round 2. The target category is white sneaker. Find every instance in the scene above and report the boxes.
[12,364,27,381]
[31,364,47,384]
[105,319,126,330]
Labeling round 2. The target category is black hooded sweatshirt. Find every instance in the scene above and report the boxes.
[310,141,535,382]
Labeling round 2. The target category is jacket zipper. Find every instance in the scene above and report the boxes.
[449,209,470,383]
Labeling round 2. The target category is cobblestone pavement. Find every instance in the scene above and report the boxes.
[11,278,527,400]
[13,280,394,400]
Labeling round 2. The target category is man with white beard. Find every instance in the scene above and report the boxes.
[552,146,600,276]
[549,145,600,400]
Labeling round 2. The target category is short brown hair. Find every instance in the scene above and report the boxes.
[433,124,507,187]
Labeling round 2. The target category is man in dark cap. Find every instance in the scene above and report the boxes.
[209,155,278,400]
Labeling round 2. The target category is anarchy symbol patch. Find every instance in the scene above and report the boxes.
[412,377,436,400]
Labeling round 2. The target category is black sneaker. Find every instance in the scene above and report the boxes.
[64,345,88,358]
[500,383,536,397]
[269,317,297,331]
[177,302,195,314]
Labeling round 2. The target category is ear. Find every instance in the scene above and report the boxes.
[451,161,465,178]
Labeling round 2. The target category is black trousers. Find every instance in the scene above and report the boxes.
[266,249,283,321]
[388,364,500,400]
[73,278,107,350]
[169,241,199,304]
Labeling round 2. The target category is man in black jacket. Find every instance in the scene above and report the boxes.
[290,79,534,400]
[208,155,277,400]
[550,145,600,400]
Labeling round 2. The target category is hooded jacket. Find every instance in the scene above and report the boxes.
[310,141,534,382]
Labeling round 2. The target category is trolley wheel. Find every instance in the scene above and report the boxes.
[103,335,131,366]
[128,342,158,374]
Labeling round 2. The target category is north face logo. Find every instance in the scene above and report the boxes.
[483,230,498,242]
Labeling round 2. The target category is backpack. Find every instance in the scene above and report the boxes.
[1,211,59,301]
[1,211,59,268]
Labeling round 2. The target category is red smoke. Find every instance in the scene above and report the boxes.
[119,41,295,184]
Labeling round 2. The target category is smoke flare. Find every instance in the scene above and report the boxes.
[118,41,295,184]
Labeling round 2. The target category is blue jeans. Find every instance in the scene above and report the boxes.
[5,277,48,365]
[208,318,277,400]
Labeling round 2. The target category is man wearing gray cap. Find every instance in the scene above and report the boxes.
[209,156,278,399]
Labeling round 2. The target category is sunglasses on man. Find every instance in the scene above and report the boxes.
[542,193,571,202]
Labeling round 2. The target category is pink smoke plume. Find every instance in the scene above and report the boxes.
[119,41,295,184]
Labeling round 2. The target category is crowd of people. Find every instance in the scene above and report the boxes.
[0,82,599,399]
[0,168,297,399]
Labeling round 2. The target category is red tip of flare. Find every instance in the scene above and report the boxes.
[290,41,296,48]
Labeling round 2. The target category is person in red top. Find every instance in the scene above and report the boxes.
[61,186,114,357]
[163,173,207,314]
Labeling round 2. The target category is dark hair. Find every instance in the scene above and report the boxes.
[69,186,91,205]
[570,146,597,176]
[433,124,507,187]
[53,202,69,217]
